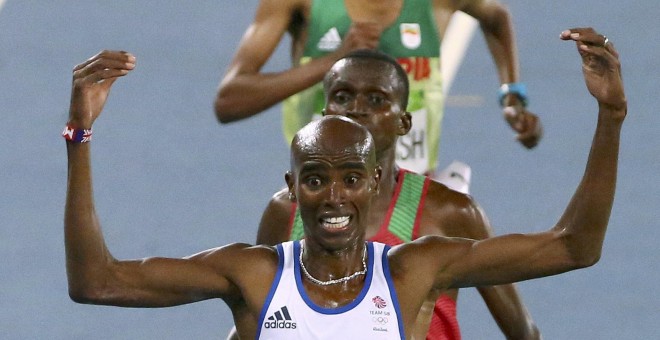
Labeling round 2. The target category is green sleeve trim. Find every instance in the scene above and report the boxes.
[387,172,425,242]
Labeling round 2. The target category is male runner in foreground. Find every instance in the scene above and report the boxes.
[65,28,624,339]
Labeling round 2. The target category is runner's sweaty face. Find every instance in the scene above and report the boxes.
[288,116,380,252]
[323,58,410,156]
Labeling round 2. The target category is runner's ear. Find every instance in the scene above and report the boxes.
[398,111,412,135]
[285,171,295,198]
[370,166,382,194]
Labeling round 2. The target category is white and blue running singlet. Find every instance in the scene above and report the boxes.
[256,241,405,339]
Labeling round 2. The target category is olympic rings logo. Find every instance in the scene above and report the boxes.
[372,316,388,324]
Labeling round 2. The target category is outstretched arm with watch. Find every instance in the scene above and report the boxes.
[461,0,543,149]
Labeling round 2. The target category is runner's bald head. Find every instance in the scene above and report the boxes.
[290,115,376,169]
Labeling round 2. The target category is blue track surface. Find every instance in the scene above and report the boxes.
[0,1,658,338]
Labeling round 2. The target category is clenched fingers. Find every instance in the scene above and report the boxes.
[73,50,136,85]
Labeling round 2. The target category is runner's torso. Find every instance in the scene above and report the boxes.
[257,241,404,339]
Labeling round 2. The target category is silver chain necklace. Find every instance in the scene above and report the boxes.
[299,241,367,286]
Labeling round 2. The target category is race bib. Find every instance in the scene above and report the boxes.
[396,108,429,173]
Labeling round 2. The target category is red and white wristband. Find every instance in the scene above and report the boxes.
[62,124,92,143]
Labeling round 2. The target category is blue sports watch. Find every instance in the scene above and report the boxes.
[498,82,528,107]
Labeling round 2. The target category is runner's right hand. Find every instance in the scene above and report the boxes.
[69,50,136,128]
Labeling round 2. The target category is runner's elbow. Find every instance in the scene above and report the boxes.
[68,284,104,304]
[67,270,118,305]
[556,229,604,270]
[565,246,602,270]
[214,95,252,124]
[214,97,237,123]
[574,252,601,269]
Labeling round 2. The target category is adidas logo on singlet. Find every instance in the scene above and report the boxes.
[318,27,341,51]
[264,306,297,329]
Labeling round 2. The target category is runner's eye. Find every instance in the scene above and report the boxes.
[345,175,360,186]
[368,93,386,106]
[306,177,322,187]
[333,91,351,105]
